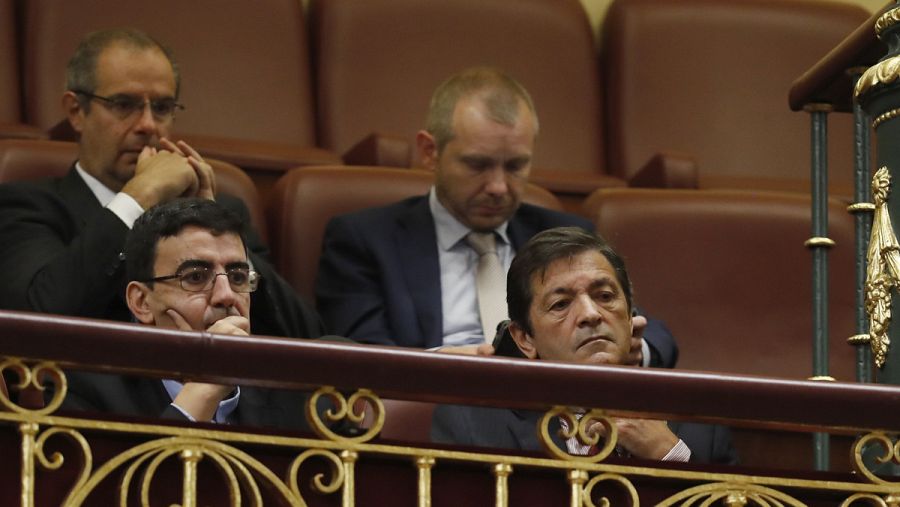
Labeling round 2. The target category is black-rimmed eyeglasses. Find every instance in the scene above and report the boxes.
[144,266,259,293]
[71,90,185,121]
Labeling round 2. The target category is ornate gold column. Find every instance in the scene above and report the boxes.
[855,2,900,384]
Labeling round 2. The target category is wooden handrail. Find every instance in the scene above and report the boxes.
[1,309,899,434]
[788,3,891,112]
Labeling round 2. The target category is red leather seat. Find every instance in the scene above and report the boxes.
[0,0,19,125]
[602,0,870,197]
[268,165,563,304]
[585,187,857,380]
[0,0,43,140]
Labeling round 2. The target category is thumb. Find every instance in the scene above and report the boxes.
[631,314,648,337]
[137,145,153,165]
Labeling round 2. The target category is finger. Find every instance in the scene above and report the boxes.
[476,343,496,356]
[177,140,203,161]
[211,315,251,334]
[585,419,609,438]
[137,145,153,165]
[188,156,217,198]
[166,309,193,331]
[631,314,648,338]
[159,137,186,157]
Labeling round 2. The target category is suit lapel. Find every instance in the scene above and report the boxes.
[396,197,443,348]
[57,166,104,230]
[507,209,540,250]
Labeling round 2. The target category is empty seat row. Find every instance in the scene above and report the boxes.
[0,0,872,203]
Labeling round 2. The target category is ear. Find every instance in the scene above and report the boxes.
[415,130,438,171]
[62,91,86,134]
[126,281,156,325]
[509,321,538,359]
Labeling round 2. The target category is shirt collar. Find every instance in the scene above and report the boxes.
[75,161,117,206]
[428,186,510,251]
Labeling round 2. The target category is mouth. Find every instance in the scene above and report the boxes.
[473,201,512,215]
[577,335,614,351]
[119,149,142,162]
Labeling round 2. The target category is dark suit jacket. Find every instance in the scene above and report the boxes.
[0,166,322,339]
[58,370,312,431]
[431,404,738,465]
[315,194,677,366]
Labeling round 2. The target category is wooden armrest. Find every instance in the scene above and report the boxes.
[343,132,412,167]
[627,151,698,189]
[528,168,626,195]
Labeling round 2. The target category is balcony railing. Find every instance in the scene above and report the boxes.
[1,309,899,506]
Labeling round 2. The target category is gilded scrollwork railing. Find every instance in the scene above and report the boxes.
[3,357,900,506]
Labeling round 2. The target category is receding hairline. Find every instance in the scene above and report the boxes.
[66,28,181,99]
[425,67,539,152]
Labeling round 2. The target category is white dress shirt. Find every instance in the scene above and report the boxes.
[75,162,144,228]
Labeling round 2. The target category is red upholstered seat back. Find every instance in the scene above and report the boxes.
[585,187,857,381]
[0,0,20,124]
[602,0,870,196]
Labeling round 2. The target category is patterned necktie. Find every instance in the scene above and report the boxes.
[467,232,507,343]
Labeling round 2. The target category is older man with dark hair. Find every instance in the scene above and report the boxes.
[432,227,737,464]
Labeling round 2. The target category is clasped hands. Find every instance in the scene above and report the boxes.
[123,138,216,209]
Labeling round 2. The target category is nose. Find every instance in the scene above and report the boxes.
[131,101,160,136]
[209,273,238,309]
[483,166,509,197]
[574,294,602,327]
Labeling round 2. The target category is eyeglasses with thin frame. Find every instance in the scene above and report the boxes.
[71,90,185,121]
[144,266,259,293]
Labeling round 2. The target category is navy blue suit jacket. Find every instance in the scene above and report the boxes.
[431,404,738,465]
[316,195,677,367]
[57,371,312,431]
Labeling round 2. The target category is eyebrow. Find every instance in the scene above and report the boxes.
[174,259,213,273]
[107,93,177,101]
[543,276,618,298]
[459,154,494,165]
[173,259,250,272]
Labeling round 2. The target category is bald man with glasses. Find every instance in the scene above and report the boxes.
[0,28,320,341]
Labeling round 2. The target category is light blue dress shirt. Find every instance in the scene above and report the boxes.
[162,380,240,423]
[428,188,513,347]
